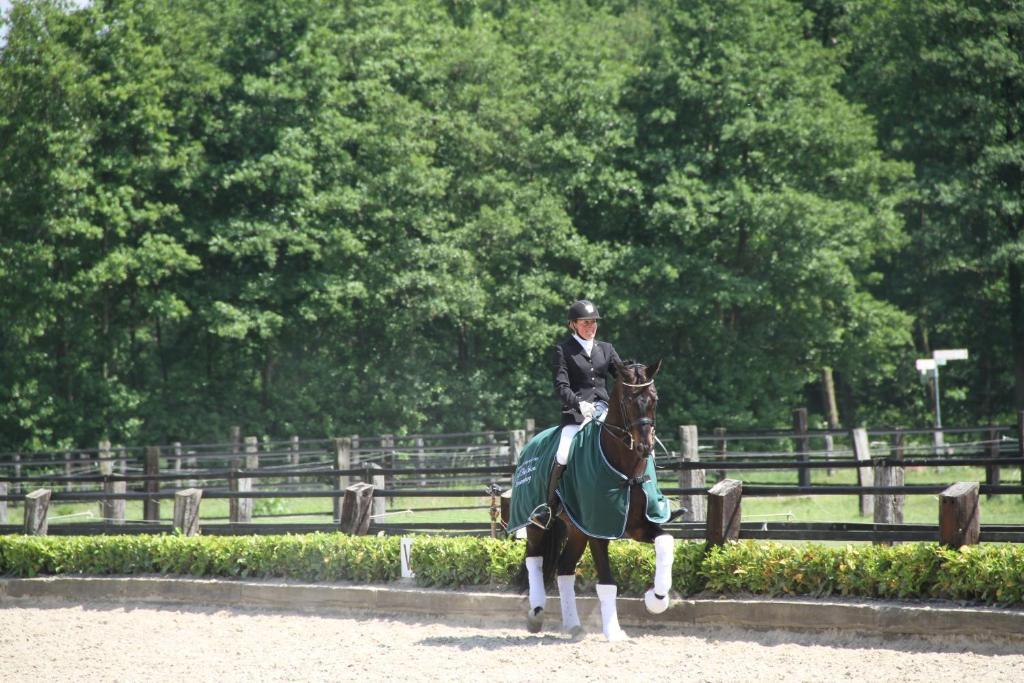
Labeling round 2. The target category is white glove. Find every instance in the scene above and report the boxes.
[578,400,595,420]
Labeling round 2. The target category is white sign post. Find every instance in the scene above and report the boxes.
[916,349,968,453]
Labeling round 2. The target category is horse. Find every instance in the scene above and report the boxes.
[512,359,675,641]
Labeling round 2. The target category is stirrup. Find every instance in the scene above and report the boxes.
[668,507,688,522]
[529,503,553,529]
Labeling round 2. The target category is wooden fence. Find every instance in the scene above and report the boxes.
[2,412,1024,545]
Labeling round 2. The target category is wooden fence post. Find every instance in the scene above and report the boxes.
[369,462,386,520]
[186,446,197,484]
[822,366,840,475]
[678,425,706,522]
[339,482,374,535]
[486,431,497,470]
[333,437,352,523]
[63,450,73,491]
[706,479,742,548]
[144,446,161,521]
[939,481,980,548]
[415,436,426,487]
[173,488,203,536]
[228,472,250,524]
[984,426,1000,498]
[873,431,905,540]
[793,408,810,487]
[243,436,259,521]
[230,426,241,455]
[289,435,300,485]
[824,430,837,475]
[24,488,51,535]
[851,428,874,517]
[0,482,7,524]
[230,438,257,524]
[525,418,535,442]
[173,441,183,489]
[12,452,22,502]
[713,427,727,481]
[1017,411,1024,501]
[889,429,905,522]
[508,430,526,466]
[381,434,395,503]
[99,440,125,525]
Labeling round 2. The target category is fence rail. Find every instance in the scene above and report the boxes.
[2,414,1024,545]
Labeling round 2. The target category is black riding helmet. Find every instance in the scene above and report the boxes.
[567,299,601,321]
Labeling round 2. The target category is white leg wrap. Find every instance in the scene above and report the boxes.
[557,574,581,631]
[595,583,629,641]
[644,534,674,614]
[525,556,546,611]
[653,534,674,595]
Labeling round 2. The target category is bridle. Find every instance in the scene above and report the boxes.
[601,364,657,461]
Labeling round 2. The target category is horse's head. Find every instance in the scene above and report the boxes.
[607,359,662,476]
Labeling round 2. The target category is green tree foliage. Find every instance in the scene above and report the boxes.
[601,0,913,427]
[837,0,1024,424]
[1,0,1013,449]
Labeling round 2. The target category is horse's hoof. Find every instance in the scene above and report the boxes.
[604,628,630,642]
[566,624,585,640]
[644,588,670,614]
[526,606,544,633]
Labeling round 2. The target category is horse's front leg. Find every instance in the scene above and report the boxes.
[555,525,588,638]
[589,538,628,642]
[644,532,674,614]
[628,522,675,615]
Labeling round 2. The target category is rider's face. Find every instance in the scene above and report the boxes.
[572,319,598,341]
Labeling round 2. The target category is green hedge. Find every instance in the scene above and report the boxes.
[1,535,1022,605]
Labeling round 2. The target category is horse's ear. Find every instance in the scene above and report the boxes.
[613,359,626,378]
[646,359,663,380]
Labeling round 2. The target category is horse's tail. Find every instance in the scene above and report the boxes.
[540,518,567,584]
[515,519,567,590]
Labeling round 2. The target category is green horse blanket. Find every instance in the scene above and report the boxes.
[508,421,671,539]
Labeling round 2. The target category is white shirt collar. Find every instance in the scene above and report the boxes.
[573,333,594,355]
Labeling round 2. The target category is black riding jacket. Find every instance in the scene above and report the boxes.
[552,336,622,426]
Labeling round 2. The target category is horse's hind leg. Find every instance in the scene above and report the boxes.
[524,526,547,632]
[589,538,628,642]
[555,526,588,638]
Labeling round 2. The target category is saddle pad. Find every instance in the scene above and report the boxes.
[508,422,670,539]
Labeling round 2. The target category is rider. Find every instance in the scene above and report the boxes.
[530,299,622,529]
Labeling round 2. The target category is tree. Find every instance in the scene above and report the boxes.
[599,0,914,428]
[840,0,1024,423]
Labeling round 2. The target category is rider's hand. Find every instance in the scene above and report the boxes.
[578,400,595,419]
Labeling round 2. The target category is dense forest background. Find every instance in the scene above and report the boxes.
[1,0,1021,450]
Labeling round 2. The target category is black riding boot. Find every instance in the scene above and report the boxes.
[530,463,567,529]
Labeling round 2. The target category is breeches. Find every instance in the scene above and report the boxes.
[555,401,608,465]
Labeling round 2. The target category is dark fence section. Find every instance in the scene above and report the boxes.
[1,414,1023,544]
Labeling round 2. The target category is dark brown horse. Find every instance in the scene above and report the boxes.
[521,359,675,641]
